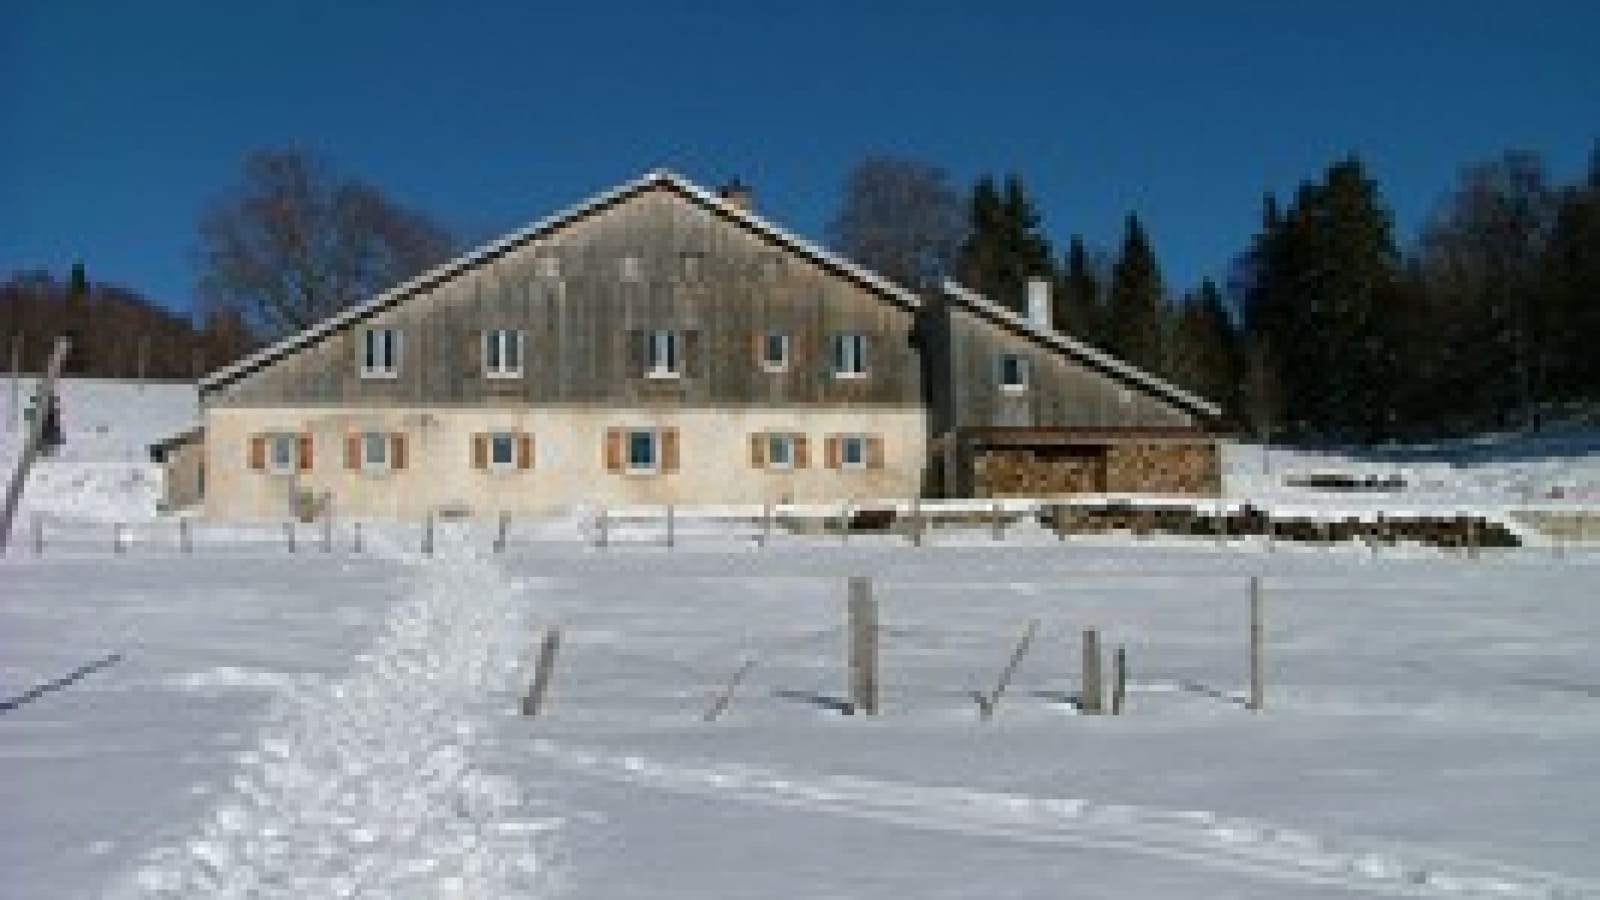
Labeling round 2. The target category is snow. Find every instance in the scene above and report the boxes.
[4,379,1600,898]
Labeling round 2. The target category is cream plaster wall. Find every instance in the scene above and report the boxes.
[203,406,927,520]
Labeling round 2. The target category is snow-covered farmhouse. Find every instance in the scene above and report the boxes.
[185,170,1222,520]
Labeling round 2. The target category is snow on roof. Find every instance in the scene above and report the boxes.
[199,170,922,396]
[940,279,1223,421]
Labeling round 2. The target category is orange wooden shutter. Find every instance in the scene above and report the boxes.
[661,428,680,473]
[867,435,885,469]
[297,434,314,471]
[390,433,407,470]
[750,433,766,468]
[248,435,266,470]
[604,429,622,472]
[517,433,534,470]
[472,434,488,470]
[794,434,809,469]
[345,433,361,470]
[825,435,840,469]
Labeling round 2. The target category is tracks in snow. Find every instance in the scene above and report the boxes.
[530,739,1600,899]
[108,529,556,898]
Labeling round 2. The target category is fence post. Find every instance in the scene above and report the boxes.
[1080,629,1103,714]
[32,513,43,555]
[1248,575,1264,712]
[321,513,332,553]
[992,500,1004,541]
[703,658,757,723]
[976,618,1039,721]
[179,517,191,554]
[421,512,434,555]
[596,507,608,549]
[840,501,850,544]
[665,503,675,549]
[113,522,127,555]
[284,521,296,553]
[1111,645,1128,715]
[761,501,773,547]
[521,628,563,716]
[494,511,509,554]
[847,576,879,715]
[1467,515,1479,560]
[909,495,923,547]
[352,521,363,554]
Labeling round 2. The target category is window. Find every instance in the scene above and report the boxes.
[1000,353,1030,391]
[839,434,866,469]
[483,329,523,378]
[831,333,867,378]
[767,433,794,469]
[627,429,657,471]
[680,252,704,280]
[362,431,390,470]
[535,256,561,278]
[268,434,296,474]
[648,329,680,377]
[620,255,643,282]
[762,332,790,371]
[361,328,399,378]
[490,432,516,469]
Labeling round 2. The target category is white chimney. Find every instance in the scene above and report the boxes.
[1026,277,1052,331]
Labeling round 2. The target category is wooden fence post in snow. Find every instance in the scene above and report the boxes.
[596,507,608,549]
[1248,575,1264,712]
[909,495,923,547]
[32,513,43,555]
[761,501,773,547]
[703,658,758,723]
[494,511,509,554]
[321,513,333,553]
[840,501,850,544]
[179,517,191,554]
[1112,645,1128,715]
[1467,516,1479,560]
[665,504,675,549]
[991,500,1004,541]
[975,618,1039,721]
[521,628,563,717]
[421,513,434,555]
[1080,629,1103,714]
[847,576,879,716]
[284,521,296,553]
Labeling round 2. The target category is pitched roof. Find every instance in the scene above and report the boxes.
[941,279,1223,421]
[200,170,923,396]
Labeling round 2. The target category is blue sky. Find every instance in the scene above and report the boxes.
[3,0,1596,316]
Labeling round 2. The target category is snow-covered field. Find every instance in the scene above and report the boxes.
[4,378,1600,898]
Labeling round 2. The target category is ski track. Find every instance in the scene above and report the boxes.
[529,739,1600,899]
[106,527,559,899]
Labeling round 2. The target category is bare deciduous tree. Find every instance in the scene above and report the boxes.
[196,148,456,338]
[828,156,964,295]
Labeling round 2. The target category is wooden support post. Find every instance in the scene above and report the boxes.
[521,628,563,717]
[1467,516,1479,560]
[909,495,923,547]
[421,512,434,555]
[284,521,296,553]
[321,513,332,553]
[1248,575,1264,712]
[32,513,43,555]
[596,507,608,549]
[113,523,125,555]
[991,500,1004,541]
[703,658,757,723]
[975,618,1040,721]
[1080,629,1103,714]
[1111,645,1128,715]
[760,501,773,547]
[847,576,879,716]
[665,503,675,549]
[179,517,191,554]
[352,521,363,554]
[1216,507,1227,546]
[494,511,509,554]
[840,501,850,544]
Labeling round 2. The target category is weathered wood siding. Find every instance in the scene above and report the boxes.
[927,299,1200,434]
[209,186,921,409]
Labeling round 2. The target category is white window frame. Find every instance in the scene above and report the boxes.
[267,433,297,475]
[1000,353,1030,392]
[839,434,867,470]
[488,431,517,472]
[360,328,399,379]
[361,431,390,473]
[625,429,659,474]
[483,329,524,379]
[647,328,680,379]
[762,331,790,373]
[766,433,794,470]
[832,333,867,379]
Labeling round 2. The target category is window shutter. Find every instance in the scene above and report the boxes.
[472,434,488,470]
[794,434,809,469]
[867,435,885,469]
[750,433,766,468]
[345,433,361,470]
[825,435,840,469]
[517,432,534,470]
[661,428,680,473]
[298,434,314,471]
[248,435,266,471]
[604,428,623,472]
[390,433,407,471]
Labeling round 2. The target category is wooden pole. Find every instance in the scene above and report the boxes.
[703,658,757,723]
[113,523,125,555]
[991,500,1005,541]
[909,495,923,547]
[521,628,563,716]
[1,335,69,553]
[494,511,509,553]
[352,521,363,554]
[976,618,1040,721]
[321,512,332,553]
[179,517,191,554]
[1467,516,1479,560]
[840,501,850,544]
[665,503,675,549]
[284,521,296,553]
[1080,629,1103,714]
[1248,576,1264,712]
[1111,645,1128,715]
[761,501,772,547]
[32,513,43,555]
[596,507,608,549]
[847,576,879,716]
[422,512,434,555]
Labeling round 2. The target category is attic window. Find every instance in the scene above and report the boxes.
[1000,353,1030,391]
[361,328,399,378]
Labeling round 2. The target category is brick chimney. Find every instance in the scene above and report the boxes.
[718,179,753,211]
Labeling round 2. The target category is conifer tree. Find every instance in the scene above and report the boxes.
[957,174,1052,314]
[1106,214,1165,372]
[1056,235,1102,344]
